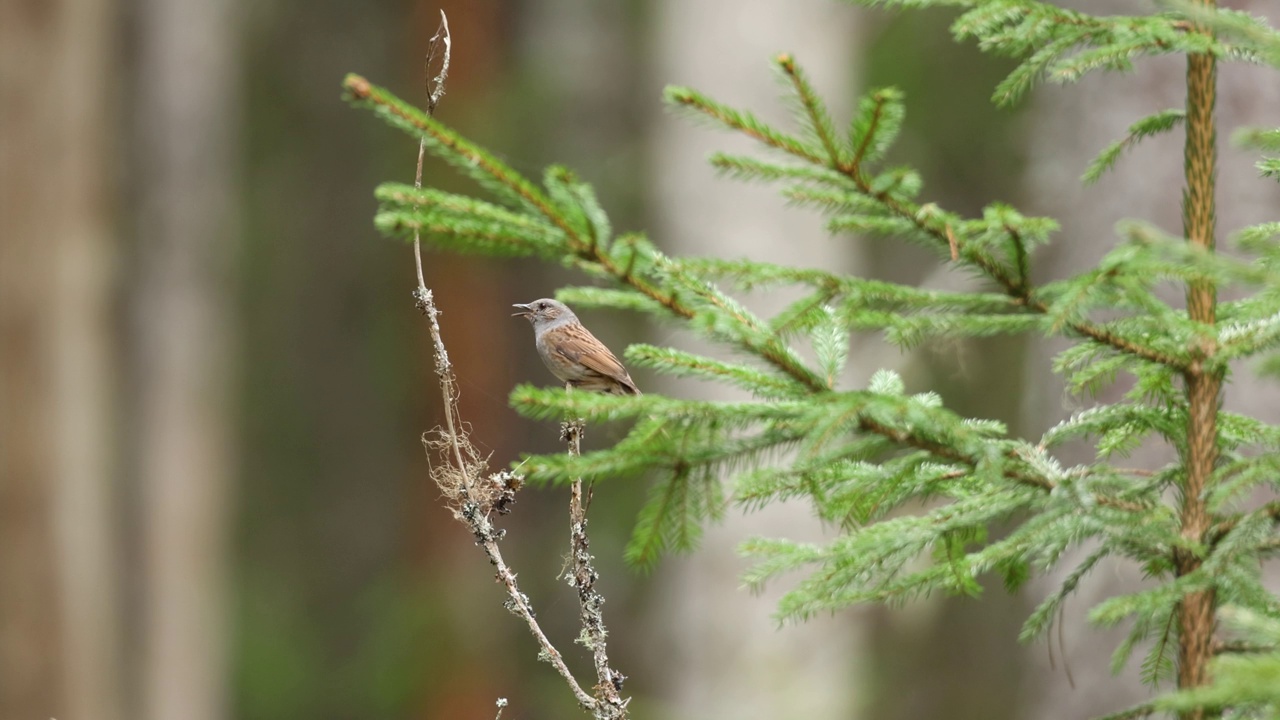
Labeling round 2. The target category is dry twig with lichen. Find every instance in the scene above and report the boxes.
[406,13,628,719]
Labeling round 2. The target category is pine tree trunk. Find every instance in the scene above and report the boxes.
[0,2,123,719]
[1176,2,1220,715]
[130,0,240,718]
[645,2,867,717]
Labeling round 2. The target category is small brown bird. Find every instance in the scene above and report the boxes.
[513,298,641,395]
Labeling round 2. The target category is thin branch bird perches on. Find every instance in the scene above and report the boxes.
[407,13,629,719]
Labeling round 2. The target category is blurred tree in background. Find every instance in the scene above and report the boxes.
[3,2,121,719]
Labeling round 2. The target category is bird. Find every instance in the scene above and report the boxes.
[512,298,641,396]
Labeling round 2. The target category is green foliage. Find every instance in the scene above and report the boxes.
[346,0,1280,715]
[1083,110,1185,185]
[838,0,1227,106]
[1234,126,1280,183]
[1166,0,1280,68]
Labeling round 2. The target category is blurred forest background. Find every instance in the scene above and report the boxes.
[4,0,1280,719]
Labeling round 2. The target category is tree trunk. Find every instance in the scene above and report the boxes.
[645,2,867,717]
[1,1,123,720]
[129,0,240,718]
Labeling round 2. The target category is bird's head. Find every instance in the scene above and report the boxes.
[512,298,574,328]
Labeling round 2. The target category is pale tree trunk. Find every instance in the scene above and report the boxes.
[646,3,867,718]
[1019,1,1280,716]
[0,2,124,720]
[130,0,240,718]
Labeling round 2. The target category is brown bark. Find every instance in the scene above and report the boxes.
[1176,10,1220,715]
[1,1,122,719]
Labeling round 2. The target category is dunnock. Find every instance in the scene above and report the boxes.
[513,299,641,395]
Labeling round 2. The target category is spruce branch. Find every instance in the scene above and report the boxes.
[1084,109,1186,185]
[856,416,1145,512]
[849,87,899,170]
[344,75,830,393]
[1008,235,1029,293]
[1164,0,1280,67]
[775,53,845,167]
[510,380,1146,516]
[672,55,1189,371]
[1206,500,1280,547]
[1212,639,1274,655]
[344,75,556,219]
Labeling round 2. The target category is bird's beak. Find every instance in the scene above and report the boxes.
[512,303,532,318]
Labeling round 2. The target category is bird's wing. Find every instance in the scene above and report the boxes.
[554,331,640,394]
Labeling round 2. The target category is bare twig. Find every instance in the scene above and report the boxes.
[412,134,428,298]
[405,19,607,714]
[425,11,451,114]
[563,420,630,720]
[412,11,452,308]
